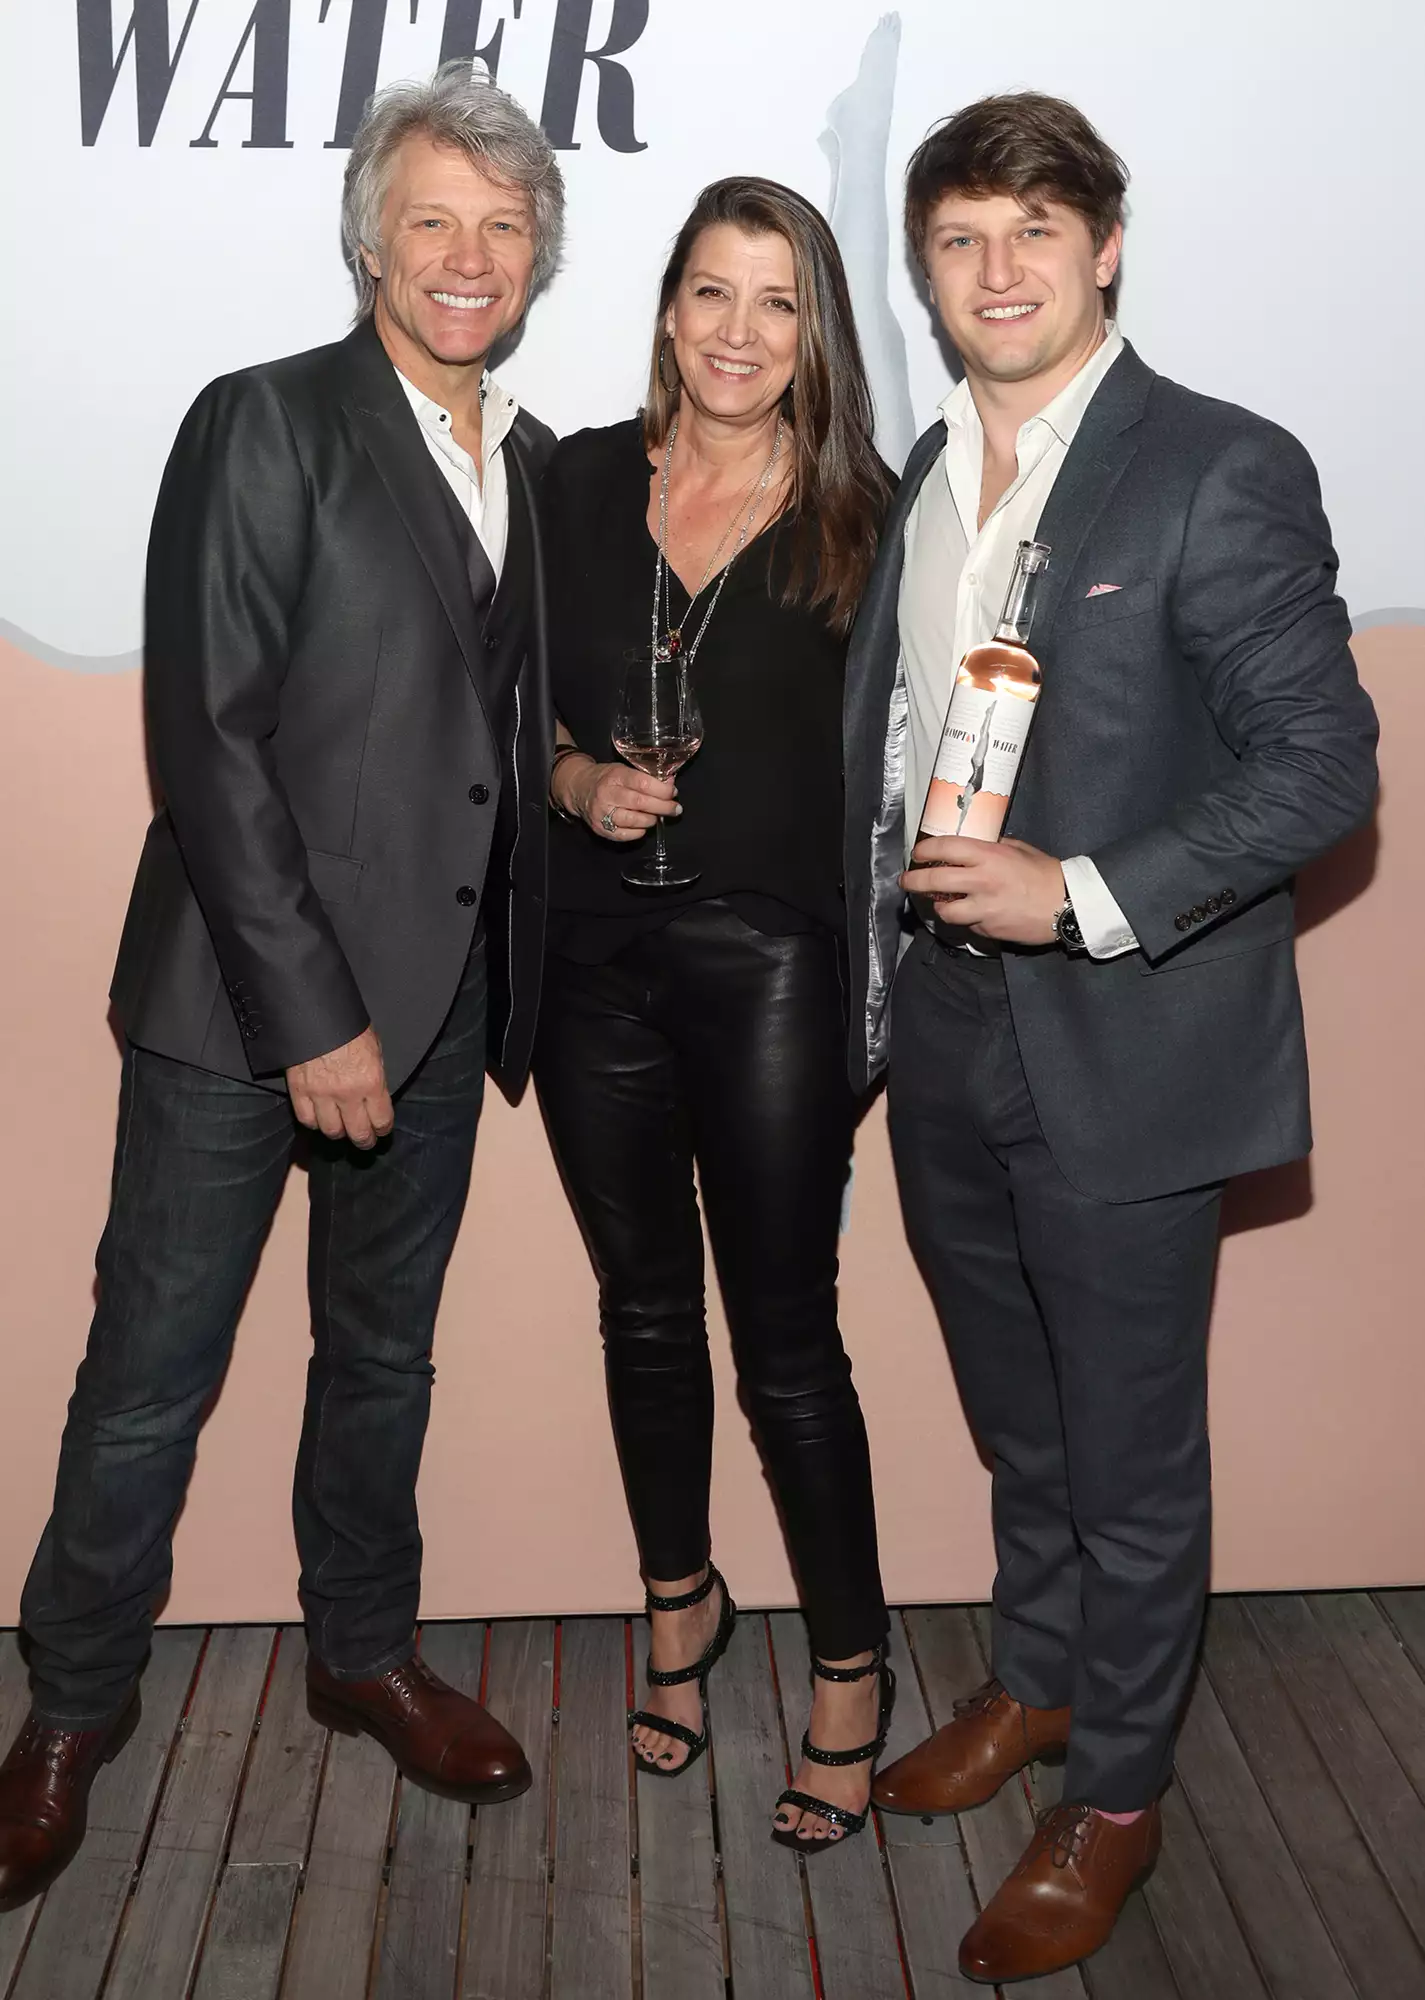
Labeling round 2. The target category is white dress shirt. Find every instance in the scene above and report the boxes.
[898,324,1137,957]
[396,368,519,583]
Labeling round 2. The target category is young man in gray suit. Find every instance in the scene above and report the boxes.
[849,95,1378,1980]
[0,65,561,1910]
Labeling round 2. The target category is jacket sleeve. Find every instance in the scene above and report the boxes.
[1090,421,1379,961]
[143,372,370,1073]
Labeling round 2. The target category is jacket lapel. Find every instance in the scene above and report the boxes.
[1005,345,1156,842]
[1033,343,1155,637]
[338,322,488,694]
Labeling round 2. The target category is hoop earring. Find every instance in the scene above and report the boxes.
[658,336,681,395]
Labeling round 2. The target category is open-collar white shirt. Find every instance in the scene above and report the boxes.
[899,323,1137,957]
[396,367,518,584]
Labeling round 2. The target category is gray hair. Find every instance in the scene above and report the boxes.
[342,61,565,319]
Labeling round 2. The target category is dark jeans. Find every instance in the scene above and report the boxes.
[888,936,1222,1810]
[534,901,888,1662]
[21,944,487,1728]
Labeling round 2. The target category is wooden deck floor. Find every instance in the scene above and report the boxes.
[2,1591,1424,1998]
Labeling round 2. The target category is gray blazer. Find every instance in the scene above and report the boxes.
[111,319,554,1101]
[844,343,1379,1201]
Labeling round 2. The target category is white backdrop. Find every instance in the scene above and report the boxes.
[2,0,1421,671]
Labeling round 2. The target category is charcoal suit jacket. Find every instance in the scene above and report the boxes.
[844,342,1379,1201]
[111,318,555,1100]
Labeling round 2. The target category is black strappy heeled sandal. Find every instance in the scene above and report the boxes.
[628,1563,737,1779]
[772,1642,897,1852]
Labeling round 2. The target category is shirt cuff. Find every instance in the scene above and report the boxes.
[1061,855,1139,959]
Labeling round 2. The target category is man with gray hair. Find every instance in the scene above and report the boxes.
[0,63,563,1909]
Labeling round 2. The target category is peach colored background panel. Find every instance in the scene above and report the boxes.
[0,627,1421,1624]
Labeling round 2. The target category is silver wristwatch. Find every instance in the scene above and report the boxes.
[1052,896,1086,953]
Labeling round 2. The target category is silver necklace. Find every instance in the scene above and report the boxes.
[651,414,786,665]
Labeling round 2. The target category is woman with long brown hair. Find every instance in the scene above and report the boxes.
[534,179,893,1849]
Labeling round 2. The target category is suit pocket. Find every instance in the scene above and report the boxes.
[1054,578,1159,633]
[305,848,364,904]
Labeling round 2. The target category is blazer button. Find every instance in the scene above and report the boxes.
[469,784,489,804]
[483,629,499,651]
[1175,914,1192,932]
[456,885,478,907]
[1190,905,1207,924]
[1221,887,1237,906]
[1205,895,1221,915]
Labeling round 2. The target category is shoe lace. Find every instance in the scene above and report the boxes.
[1035,1802,1093,1869]
[382,1657,438,1709]
[952,1678,1005,1720]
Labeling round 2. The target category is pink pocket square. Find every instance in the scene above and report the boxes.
[1085,582,1122,597]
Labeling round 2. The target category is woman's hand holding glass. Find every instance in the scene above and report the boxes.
[551,751,682,844]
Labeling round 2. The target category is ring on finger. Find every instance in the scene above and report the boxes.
[600,807,617,834]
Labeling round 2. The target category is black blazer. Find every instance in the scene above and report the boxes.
[111,319,555,1101]
[844,343,1379,1201]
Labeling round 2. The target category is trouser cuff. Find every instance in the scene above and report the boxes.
[308,1634,417,1684]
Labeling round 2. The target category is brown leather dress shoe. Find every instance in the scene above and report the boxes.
[0,1695,141,1911]
[872,1678,1070,1816]
[959,1800,1162,1983]
[307,1653,532,1803]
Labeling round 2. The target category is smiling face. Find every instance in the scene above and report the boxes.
[923,190,1120,396]
[665,223,800,432]
[362,132,536,388]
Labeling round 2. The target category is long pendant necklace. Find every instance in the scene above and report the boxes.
[651,413,785,666]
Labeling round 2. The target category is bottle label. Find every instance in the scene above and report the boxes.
[920,678,1039,842]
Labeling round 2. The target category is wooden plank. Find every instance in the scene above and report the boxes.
[191,1867,304,2000]
[11,1627,205,2000]
[462,1619,555,2000]
[768,1612,906,2000]
[906,1606,1088,1999]
[1170,1663,1352,2000]
[629,1614,723,2000]
[192,1626,327,2000]
[549,1617,631,2000]
[704,1613,815,2000]
[872,1611,982,2000]
[1379,1589,1425,1679]
[373,1623,485,2000]
[1139,1783,1268,1999]
[224,1628,327,1868]
[1319,1593,1425,1805]
[279,1705,397,1998]
[105,1626,274,2000]
[1247,1594,1425,1953]
[0,1632,44,1989]
[1205,1597,1425,1996]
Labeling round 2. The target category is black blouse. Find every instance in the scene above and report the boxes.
[542,419,851,962]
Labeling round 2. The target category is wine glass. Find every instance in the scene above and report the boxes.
[612,645,704,889]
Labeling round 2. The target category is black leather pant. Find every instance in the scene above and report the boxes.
[534,901,888,1661]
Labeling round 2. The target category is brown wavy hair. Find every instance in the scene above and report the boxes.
[641,177,891,636]
[905,94,1129,317]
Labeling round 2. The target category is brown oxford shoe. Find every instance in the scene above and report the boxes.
[872,1677,1069,1817]
[307,1652,532,1804]
[959,1800,1162,1983]
[0,1694,141,1911]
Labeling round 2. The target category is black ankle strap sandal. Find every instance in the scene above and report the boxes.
[628,1564,737,1779]
[771,1642,897,1851]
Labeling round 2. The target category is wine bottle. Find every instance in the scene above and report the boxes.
[918,539,1051,844]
